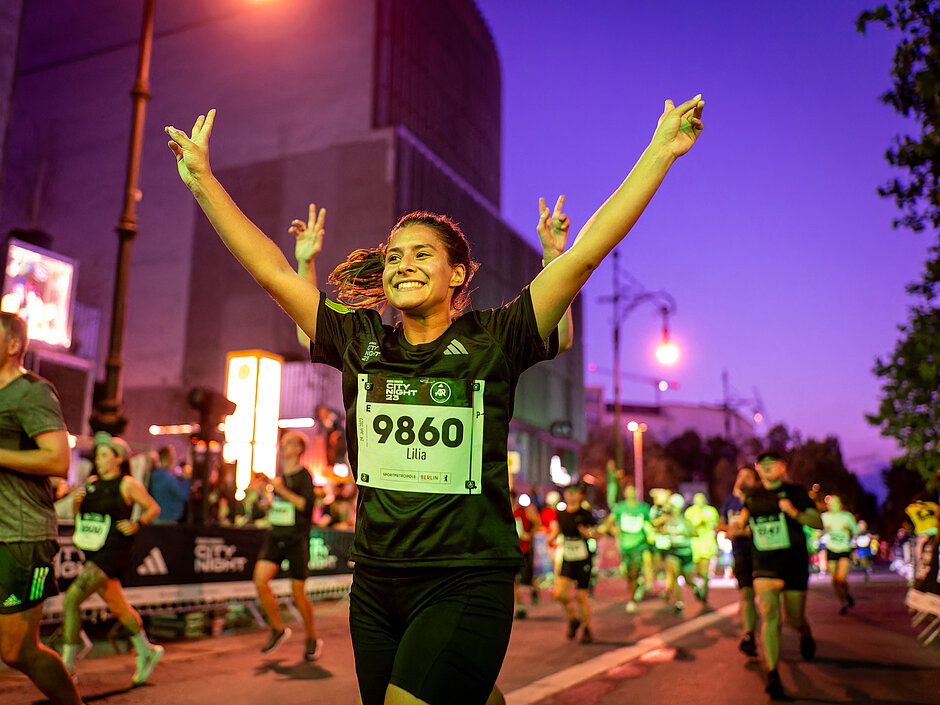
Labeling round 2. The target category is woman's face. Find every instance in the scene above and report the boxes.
[95,445,121,477]
[382,225,465,316]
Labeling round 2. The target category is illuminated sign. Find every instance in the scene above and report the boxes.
[222,350,283,498]
[1,238,76,348]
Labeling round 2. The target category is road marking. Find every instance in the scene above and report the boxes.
[505,602,738,705]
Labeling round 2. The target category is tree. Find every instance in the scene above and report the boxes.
[867,306,940,486]
[859,2,940,486]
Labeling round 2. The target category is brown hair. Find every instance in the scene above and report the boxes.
[328,212,479,316]
[0,312,28,361]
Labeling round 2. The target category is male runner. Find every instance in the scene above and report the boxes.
[739,450,822,699]
[253,430,322,660]
[0,312,82,704]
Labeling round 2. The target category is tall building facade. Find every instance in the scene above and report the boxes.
[0,0,583,483]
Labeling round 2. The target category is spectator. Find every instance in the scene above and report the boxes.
[148,446,191,523]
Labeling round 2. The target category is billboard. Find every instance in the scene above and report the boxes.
[1,238,77,348]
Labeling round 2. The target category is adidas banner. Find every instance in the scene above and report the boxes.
[54,523,354,590]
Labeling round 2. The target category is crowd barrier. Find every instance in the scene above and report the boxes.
[43,522,354,624]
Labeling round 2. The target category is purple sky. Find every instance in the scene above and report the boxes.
[474,0,930,498]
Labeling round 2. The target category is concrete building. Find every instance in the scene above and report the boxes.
[585,385,756,446]
[0,0,583,483]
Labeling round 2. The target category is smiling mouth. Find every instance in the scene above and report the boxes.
[396,282,424,290]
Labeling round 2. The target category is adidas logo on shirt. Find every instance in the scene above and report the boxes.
[443,340,468,356]
[137,547,169,576]
[3,594,22,607]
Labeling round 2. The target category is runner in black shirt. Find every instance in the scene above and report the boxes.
[167,95,705,705]
[738,450,822,699]
[548,484,598,642]
[253,431,322,660]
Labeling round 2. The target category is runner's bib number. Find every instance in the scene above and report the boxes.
[268,498,296,527]
[563,537,590,561]
[356,374,485,494]
[750,513,791,551]
[620,513,645,534]
[73,513,111,551]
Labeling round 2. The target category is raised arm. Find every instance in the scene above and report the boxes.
[537,195,573,353]
[290,203,326,348]
[165,111,320,340]
[530,96,704,338]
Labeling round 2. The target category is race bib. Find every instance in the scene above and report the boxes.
[268,498,296,527]
[356,374,485,494]
[563,537,589,561]
[620,513,645,534]
[73,513,111,551]
[828,528,851,552]
[654,533,672,550]
[750,513,791,551]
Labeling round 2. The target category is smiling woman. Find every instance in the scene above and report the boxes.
[166,94,703,704]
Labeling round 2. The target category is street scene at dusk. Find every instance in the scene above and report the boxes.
[0,1,938,704]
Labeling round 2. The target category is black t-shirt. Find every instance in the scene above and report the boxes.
[310,287,558,568]
[556,507,596,563]
[269,467,316,541]
[744,482,812,564]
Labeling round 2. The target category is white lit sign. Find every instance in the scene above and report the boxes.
[222,350,283,496]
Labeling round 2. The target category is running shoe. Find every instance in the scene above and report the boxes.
[765,669,784,699]
[515,606,528,619]
[261,627,291,655]
[132,644,164,685]
[579,627,594,644]
[305,637,323,662]
[738,632,757,657]
[798,628,816,661]
[567,618,581,639]
[673,600,684,614]
[625,600,638,614]
[530,588,539,606]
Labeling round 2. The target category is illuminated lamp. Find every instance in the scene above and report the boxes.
[222,350,283,500]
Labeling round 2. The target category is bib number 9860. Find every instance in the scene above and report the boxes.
[372,414,464,448]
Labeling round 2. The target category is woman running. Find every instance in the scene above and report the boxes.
[166,95,704,705]
[63,432,162,685]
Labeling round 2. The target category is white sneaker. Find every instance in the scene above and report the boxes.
[625,600,638,614]
[133,644,164,685]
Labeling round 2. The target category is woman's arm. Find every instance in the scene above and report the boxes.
[530,96,704,338]
[120,476,161,533]
[166,111,320,340]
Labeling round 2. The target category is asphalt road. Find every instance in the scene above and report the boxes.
[1,568,937,705]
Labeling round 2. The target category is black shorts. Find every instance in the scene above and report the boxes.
[515,549,534,586]
[0,540,59,614]
[84,539,134,581]
[349,564,514,705]
[754,550,809,591]
[827,549,852,563]
[258,533,310,581]
[560,558,593,590]
[732,550,754,589]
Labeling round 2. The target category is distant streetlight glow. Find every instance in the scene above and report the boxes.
[656,340,679,365]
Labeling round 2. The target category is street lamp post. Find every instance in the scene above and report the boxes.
[627,421,647,497]
[101,0,154,413]
[599,250,677,475]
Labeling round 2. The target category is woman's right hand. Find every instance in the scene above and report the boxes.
[165,110,216,190]
[290,202,326,264]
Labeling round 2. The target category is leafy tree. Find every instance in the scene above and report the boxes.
[858,2,940,486]
[879,459,927,537]
[867,306,940,486]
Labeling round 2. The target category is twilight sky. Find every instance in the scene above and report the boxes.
[474,0,931,498]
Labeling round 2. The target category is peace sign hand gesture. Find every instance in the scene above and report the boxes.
[165,109,216,190]
[650,95,705,159]
[537,195,570,266]
[290,203,326,264]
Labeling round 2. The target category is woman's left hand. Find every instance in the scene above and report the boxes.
[116,519,139,536]
[650,95,704,158]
